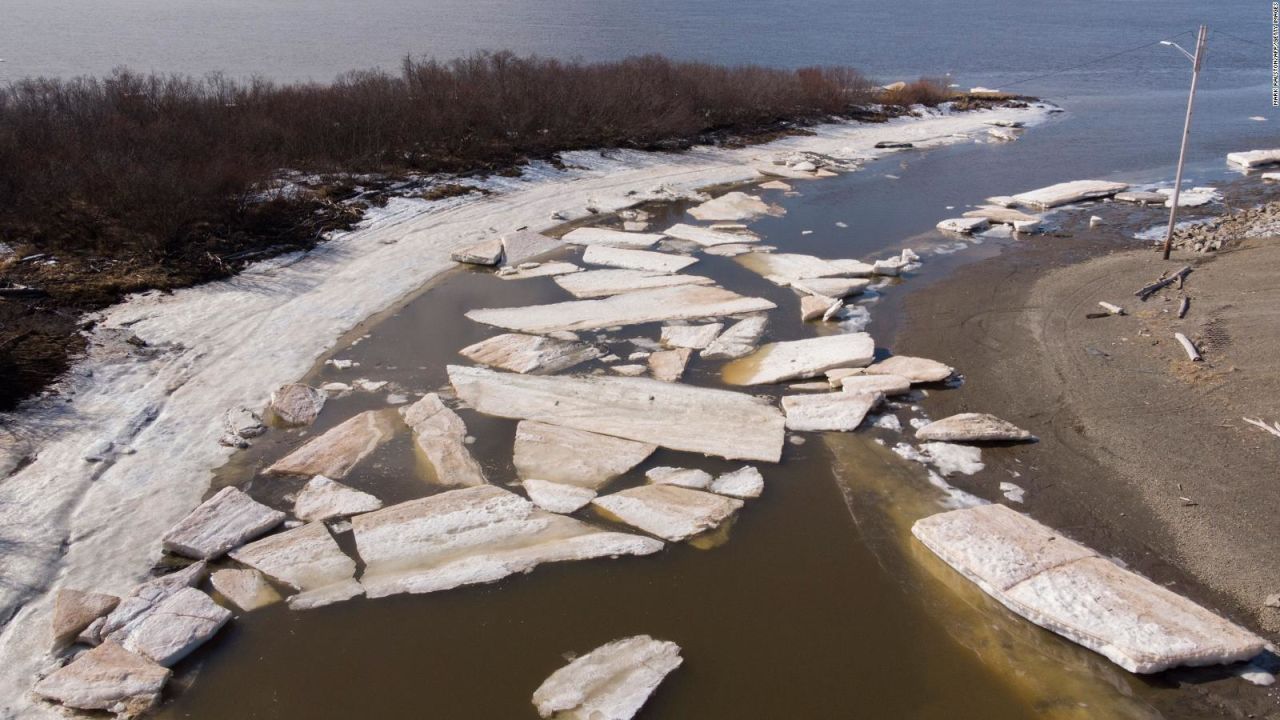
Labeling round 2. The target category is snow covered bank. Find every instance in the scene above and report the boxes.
[0,101,1052,716]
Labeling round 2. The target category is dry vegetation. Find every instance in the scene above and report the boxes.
[0,52,964,409]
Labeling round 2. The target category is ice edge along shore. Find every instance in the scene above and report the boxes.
[0,102,1054,716]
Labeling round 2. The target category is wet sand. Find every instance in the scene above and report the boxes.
[894,190,1280,717]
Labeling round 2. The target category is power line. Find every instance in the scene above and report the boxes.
[991,29,1197,90]
[1210,29,1268,48]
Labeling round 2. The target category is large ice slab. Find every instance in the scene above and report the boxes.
[160,486,285,560]
[401,394,487,487]
[459,332,602,374]
[562,228,665,249]
[352,486,663,598]
[532,635,682,720]
[33,642,170,716]
[913,504,1266,673]
[267,410,396,479]
[119,587,230,667]
[781,391,881,432]
[593,484,742,542]
[660,323,723,350]
[663,223,760,247]
[229,522,361,610]
[554,269,715,299]
[501,230,563,265]
[688,191,777,222]
[1011,180,1129,208]
[293,475,383,522]
[450,365,785,462]
[723,333,874,385]
[737,252,872,281]
[582,245,698,273]
[466,285,776,334]
[701,315,767,360]
[513,421,656,490]
[863,355,955,383]
[1226,149,1280,169]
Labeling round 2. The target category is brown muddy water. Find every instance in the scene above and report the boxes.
[155,143,1189,719]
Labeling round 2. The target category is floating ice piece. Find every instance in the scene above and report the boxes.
[1011,180,1129,208]
[738,252,873,280]
[459,332,601,374]
[688,191,778,222]
[33,642,170,716]
[645,466,713,490]
[532,635,682,720]
[701,315,767,360]
[840,373,912,395]
[1264,172,1280,182]
[293,475,383,522]
[759,180,793,191]
[702,243,758,257]
[1156,186,1220,207]
[401,394,487,487]
[1114,191,1167,205]
[450,365,786,462]
[710,466,764,499]
[120,588,230,667]
[354,486,662,597]
[1000,481,1026,503]
[554,269,714,299]
[916,413,1034,443]
[466,285,776,334]
[51,590,119,649]
[663,223,760,247]
[611,364,647,376]
[593,485,742,541]
[267,410,396,478]
[648,348,693,382]
[210,568,282,612]
[451,238,504,265]
[92,562,207,646]
[1226,148,1280,169]
[522,479,597,514]
[660,323,723,350]
[230,521,361,610]
[936,217,990,234]
[913,504,1267,673]
[918,442,984,476]
[495,262,581,280]
[755,163,818,179]
[801,295,835,321]
[160,486,285,560]
[863,355,955,383]
[792,277,870,299]
[781,391,881,431]
[562,227,665,249]
[962,206,1040,225]
[501,230,563,265]
[582,245,698,273]
[723,333,875,386]
[513,421,656,490]
[269,383,326,425]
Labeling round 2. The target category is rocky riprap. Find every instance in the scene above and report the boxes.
[1170,200,1280,253]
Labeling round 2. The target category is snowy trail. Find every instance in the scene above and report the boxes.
[0,103,1050,716]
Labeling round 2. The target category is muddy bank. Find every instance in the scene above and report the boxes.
[894,186,1280,717]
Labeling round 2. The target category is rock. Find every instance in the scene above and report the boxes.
[874,140,913,149]
[662,223,760,247]
[915,413,1035,442]
[514,421,656,490]
[936,217,990,234]
[562,228,665,249]
[466,285,776,335]
[554,269,715,299]
[451,238,504,266]
[229,521,361,610]
[781,391,881,432]
[701,315,768,360]
[269,383,327,425]
[532,635,682,720]
[450,365,785,462]
[496,262,582,280]
[293,475,383,522]
[1226,148,1280,169]
[645,466,713,490]
[523,479,597,514]
[501,230,562,265]
[94,562,207,645]
[863,355,954,383]
[161,487,285,560]
[593,485,742,542]
[710,466,764,499]
[792,277,869,299]
[267,410,397,479]
[1115,191,1168,205]
[962,206,1040,225]
[459,332,602,374]
[688,191,777,222]
[737,252,872,281]
[723,333,875,386]
[120,588,230,666]
[401,394,487,487]
[52,589,120,649]
[354,486,662,597]
[225,407,266,438]
[581,245,698,273]
[647,348,692,382]
[839,373,912,395]
[1011,180,1129,208]
[913,504,1267,673]
[33,642,170,716]
[660,323,723,350]
[801,294,834,321]
[209,568,282,612]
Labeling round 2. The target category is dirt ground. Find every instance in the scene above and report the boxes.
[896,198,1280,715]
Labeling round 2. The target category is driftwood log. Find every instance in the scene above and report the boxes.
[1178,296,1190,319]
[1136,266,1192,301]
[1174,332,1202,362]
[1098,301,1125,316]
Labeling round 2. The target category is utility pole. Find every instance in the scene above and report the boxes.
[1162,25,1208,260]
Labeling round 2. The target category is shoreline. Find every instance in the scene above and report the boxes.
[0,102,1055,717]
[893,183,1280,716]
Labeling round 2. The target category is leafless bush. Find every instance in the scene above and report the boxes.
[879,76,954,107]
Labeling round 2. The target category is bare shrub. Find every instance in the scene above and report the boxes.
[880,76,954,107]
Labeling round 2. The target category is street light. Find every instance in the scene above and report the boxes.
[1160,26,1208,261]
